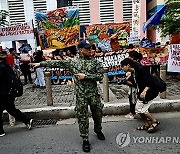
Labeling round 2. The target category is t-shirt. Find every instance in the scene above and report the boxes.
[6,54,14,68]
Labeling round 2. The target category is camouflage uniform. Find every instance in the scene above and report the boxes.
[41,57,104,140]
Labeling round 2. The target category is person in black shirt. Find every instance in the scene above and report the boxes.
[121,58,160,133]
[0,52,33,137]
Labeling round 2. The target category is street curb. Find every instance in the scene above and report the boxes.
[3,99,180,121]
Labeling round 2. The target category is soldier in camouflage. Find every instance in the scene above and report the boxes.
[32,40,105,152]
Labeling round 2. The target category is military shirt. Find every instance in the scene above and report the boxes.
[40,57,103,98]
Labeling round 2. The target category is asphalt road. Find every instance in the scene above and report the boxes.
[1,112,180,154]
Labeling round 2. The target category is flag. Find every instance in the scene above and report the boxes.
[143,5,167,33]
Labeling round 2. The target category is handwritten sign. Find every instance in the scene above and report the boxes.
[167,44,180,72]
[0,21,34,42]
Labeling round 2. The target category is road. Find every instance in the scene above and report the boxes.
[1,112,180,154]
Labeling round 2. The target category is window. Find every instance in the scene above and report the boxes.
[72,0,90,25]
[99,0,114,24]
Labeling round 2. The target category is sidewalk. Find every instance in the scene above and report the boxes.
[4,78,180,120]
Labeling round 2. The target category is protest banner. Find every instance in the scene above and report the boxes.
[134,46,169,66]
[44,52,128,85]
[0,21,34,42]
[86,22,130,52]
[36,6,80,50]
[167,44,180,72]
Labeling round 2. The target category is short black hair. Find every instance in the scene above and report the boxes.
[9,48,15,53]
[129,50,142,62]
[121,58,135,67]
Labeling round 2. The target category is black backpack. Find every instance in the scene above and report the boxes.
[8,66,23,97]
[151,75,167,93]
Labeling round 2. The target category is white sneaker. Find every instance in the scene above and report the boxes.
[10,121,15,127]
[125,113,135,119]
[0,133,5,137]
[26,119,33,130]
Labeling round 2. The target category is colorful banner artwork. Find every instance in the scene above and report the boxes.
[132,0,141,37]
[0,21,34,42]
[36,6,80,50]
[85,22,130,52]
[136,46,169,66]
[167,44,180,72]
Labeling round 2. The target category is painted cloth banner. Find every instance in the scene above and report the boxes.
[135,47,169,66]
[86,22,130,52]
[167,44,180,72]
[0,21,34,42]
[132,0,141,37]
[36,6,80,50]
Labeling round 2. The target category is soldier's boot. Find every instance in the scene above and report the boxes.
[82,140,90,152]
[95,131,105,140]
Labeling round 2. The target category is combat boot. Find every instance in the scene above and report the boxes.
[95,131,105,140]
[82,140,90,152]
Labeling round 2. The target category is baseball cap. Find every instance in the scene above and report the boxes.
[77,40,92,49]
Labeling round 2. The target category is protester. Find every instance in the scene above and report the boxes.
[20,49,33,85]
[33,50,46,89]
[6,48,16,68]
[31,40,105,152]
[5,48,17,126]
[0,52,33,137]
[122,50,143,119]
[121,58,160,133]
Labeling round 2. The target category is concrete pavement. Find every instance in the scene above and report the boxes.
[3,78,180,120]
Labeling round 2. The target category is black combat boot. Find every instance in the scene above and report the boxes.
[82,140,90,152]
[95,131,105,140]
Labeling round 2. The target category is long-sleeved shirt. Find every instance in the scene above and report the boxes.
[40,57,103,98]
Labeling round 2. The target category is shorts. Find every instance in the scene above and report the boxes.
[135,100,153,114]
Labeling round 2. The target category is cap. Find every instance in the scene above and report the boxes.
[77,40,92,49]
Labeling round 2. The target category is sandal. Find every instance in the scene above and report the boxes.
[147,121,160,133]
[136,125,150,130]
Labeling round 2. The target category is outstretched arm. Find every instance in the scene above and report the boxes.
[31,59,72,70]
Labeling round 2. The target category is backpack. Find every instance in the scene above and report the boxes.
[8,67,23,97]
[151,75,167,93]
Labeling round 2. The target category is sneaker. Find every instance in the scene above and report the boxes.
[10,121,15,127]
[0,132,5,137]
[82,140,90,152]
[95,131,105,140]
[125,113,135,119]
[26,119,33,130]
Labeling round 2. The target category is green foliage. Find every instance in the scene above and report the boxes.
[0,10,9,27]
[157,0,180,37]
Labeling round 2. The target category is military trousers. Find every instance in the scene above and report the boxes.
[75,95,104,140]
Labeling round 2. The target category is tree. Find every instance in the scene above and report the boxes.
[157,0,180,37]
[0,10,9,27]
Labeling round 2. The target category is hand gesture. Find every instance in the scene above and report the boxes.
[75,73,86,80]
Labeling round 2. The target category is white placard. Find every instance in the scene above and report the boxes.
[167,44,180,72]
[0,21,34,42]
